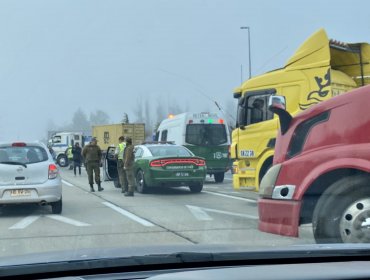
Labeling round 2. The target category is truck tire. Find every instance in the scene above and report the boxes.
[214,172,225,183]
[312,174,370,244]
[57,155,68,167]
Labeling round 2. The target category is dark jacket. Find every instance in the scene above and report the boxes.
[72,146,83,162]
[124,144,135,169]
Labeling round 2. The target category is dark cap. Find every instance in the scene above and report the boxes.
[91,137,98,142]
[125,137,132,144]
[119,136,125,141]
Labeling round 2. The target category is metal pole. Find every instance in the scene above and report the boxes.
[240,26,252,79]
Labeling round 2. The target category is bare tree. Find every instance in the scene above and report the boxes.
[90,110,110,125]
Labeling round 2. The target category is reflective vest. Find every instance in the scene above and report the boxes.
[118,142,126,160]
[67,146,73,159]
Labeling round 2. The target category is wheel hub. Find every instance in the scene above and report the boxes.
[340,198,370,243]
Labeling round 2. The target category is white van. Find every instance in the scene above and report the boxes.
[156,112,231,182]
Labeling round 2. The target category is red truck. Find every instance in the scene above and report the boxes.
[258,85,370,243]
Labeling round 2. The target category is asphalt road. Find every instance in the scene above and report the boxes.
[0,167,314,258]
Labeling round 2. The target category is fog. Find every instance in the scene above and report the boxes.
[0,0,368,141]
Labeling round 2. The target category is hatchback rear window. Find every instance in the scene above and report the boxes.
[0,146,48,164]
[148,146,192,157]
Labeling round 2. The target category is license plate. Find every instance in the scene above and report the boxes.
[10,189,31,197]
[175,172,189,177]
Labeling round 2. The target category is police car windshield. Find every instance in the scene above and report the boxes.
[148,146,192,157]
[186,124,227,146]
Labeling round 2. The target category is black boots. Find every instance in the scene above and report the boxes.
[124,192,134,197]
[90,183,103,192]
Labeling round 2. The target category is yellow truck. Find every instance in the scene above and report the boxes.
[92,123,145,150]
[231,28,370,191]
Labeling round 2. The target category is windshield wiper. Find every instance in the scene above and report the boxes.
[0,161,27,168]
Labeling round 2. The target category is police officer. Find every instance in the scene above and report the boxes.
[123,137,135,196]
[82,138,104,192]
[115,136,128,193]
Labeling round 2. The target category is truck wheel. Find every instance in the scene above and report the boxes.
[312,174,370,244]
[189,183,203,193]
[51,198,62,214]
[57,155,68,167]
[136,170,147,193]
[214,172,225,183]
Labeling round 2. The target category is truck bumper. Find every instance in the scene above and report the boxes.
[232,160,258,191]
[258,198,301,237]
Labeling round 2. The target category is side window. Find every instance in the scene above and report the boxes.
[161,130,168,141]
[134,147,144,158]
[247,94,274,125]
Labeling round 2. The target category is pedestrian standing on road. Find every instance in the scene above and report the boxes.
[82,138,104,192]
[115,136,128,193]
[71,142,83,176]
[123,137,135,196]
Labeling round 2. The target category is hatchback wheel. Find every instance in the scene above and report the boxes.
[136,170,147,193]
[51,198,62,214]
[189,183,203,193]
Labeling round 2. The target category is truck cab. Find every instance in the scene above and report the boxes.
[231,28,370,192]
[258,86,370,243]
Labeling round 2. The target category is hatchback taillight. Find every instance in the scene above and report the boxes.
[48,164,58,179]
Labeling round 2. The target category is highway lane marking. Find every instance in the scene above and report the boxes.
[203,191,257,204]
[102,202,155,227]
[9,215,90,229]
[46,215,91,227]
[62,180,74,187]
[9,215,40,229]
[186,205,258,221]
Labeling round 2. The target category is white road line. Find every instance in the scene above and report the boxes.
[46,215,91,227]
[203,191,257,204]
[223,177,233,181]
[186,205,213,221]
[62,180,74,187]
[102,202,155,227]
[186,205,258,220]
[9,215,40,230]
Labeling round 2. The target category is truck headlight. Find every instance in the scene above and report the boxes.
[259,163,282,198]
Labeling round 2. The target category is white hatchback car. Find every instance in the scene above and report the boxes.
[0,142,62,214]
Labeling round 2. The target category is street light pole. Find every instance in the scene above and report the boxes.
[240,26,251,79]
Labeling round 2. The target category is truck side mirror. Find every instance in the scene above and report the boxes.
[268,95,292,135]
[268,96,286,111]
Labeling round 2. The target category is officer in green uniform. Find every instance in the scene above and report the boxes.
[82,138,104,192]
[123,137,135,196]
[115,136,128,193]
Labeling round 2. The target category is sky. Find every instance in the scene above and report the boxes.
[0,0,369,141]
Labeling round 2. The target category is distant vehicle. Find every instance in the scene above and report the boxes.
[104,142,206,193]
[156,112,231,183]
[231,28,370,192]
[258,86,370,243]
[0,142,62,214]
[48,131,90,167]
[92,123,145,150]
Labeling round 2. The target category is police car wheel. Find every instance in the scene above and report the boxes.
[189,183,203,193]
[58,155,68,167]
[136,170,147,193]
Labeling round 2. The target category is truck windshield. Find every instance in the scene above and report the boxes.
[186,124,227,146]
